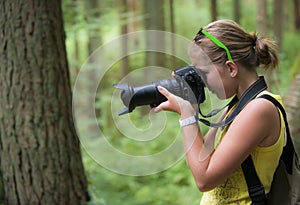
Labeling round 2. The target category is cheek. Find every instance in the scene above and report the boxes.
[207,72,227,99]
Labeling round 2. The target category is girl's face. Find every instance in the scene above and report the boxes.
[188,43,234,100]
[193,61,227,100]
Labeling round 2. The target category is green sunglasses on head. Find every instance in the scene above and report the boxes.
[194,28,233,62]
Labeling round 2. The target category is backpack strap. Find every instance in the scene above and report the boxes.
[241,156,268,204]
[259,94,295,174]
[241,94,294,205]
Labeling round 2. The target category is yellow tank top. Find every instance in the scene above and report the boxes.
[200,91,285,205]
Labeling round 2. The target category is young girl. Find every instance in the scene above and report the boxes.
[153,19,285,204]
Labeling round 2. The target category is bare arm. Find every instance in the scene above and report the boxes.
[153,86,280,192]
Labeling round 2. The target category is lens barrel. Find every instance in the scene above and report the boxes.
[114,66,204,115]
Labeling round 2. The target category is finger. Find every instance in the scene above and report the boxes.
[152,100,168,113]
[152,102,162,113]
[152,106,162,113]
[157,86,171,98]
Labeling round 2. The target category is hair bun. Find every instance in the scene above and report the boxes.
[254,37,279,70]
[251,33,258,47]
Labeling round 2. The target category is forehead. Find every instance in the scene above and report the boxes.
[188,42,212,67]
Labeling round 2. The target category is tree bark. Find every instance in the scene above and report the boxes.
[84,0,103,119]
[273,0,283,51]
[0,0,88,204]
[119,0,130,78]
[233,0,241,23]
[294,0,300,31]
[257,0,268,36]
[211,0,217,21]
[284,59,300,154]
[169,0,176,68]
[84,0,102,54]
[143,0,166,70]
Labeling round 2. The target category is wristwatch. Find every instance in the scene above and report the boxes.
[179,115,198,127]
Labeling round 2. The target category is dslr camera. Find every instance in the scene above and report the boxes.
[114,66,205,115]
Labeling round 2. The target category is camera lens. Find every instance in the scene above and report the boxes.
[114,66,205,115]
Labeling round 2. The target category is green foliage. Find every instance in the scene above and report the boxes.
[290,54,300,78]
[276,31,300,94]
[62,0,300,204]
[83,151,200,205]
[282,31,300,78]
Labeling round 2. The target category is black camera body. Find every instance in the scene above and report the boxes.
[114,66,205,115]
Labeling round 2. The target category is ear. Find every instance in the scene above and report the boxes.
[225,61,238,78]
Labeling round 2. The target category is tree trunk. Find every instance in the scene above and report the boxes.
[66,0,80,86]
[119,0,130,78]
[143,0,166,71]
[0,1,88,204]
[84,0,102,54]
[257,0,268,37]
[211,0,217,21]
[284,56,300,154]
[84,0,103,119]
[294,0,300,31]
[169,0,176,68]
[233,0,241,23]
[274,0,283,51]
[257,0,277,89]
[285,74,300,154]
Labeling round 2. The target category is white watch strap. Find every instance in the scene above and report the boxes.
[179,115,197,127]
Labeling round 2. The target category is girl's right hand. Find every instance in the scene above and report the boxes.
[152,86,196,119]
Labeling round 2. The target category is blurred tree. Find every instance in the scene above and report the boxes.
[141,0,166,115]
[84,0,102,118]
[127,0,140,34]
[119,0,130,77]
[65,0,81,85]
[210,0,217,21]
[0,0,88,204]
[0,164,2,204]
[256,0,277,90]
[233,0,241,23]
[294,0,300,31]
[284,72,300,154]
[257,0,268,37]
[169,0,176,68]
[84,0,102,54]
[274,0,283,51]
[143,0,166,70]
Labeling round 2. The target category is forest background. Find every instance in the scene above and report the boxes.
[1,0,300,205]
[63,0,300,204]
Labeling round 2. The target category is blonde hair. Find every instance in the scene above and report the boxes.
[193,19,279,70]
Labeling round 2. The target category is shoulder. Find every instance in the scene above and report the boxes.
[241,91,283,124]
[241,97,277,118]
[231,96,281,146]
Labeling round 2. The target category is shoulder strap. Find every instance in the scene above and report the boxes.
[242,94,295,204]
[198,76,267,128]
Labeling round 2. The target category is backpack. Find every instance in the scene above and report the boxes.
[241,94,300,205]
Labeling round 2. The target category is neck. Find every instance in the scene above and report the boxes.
[236,73,259,99]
